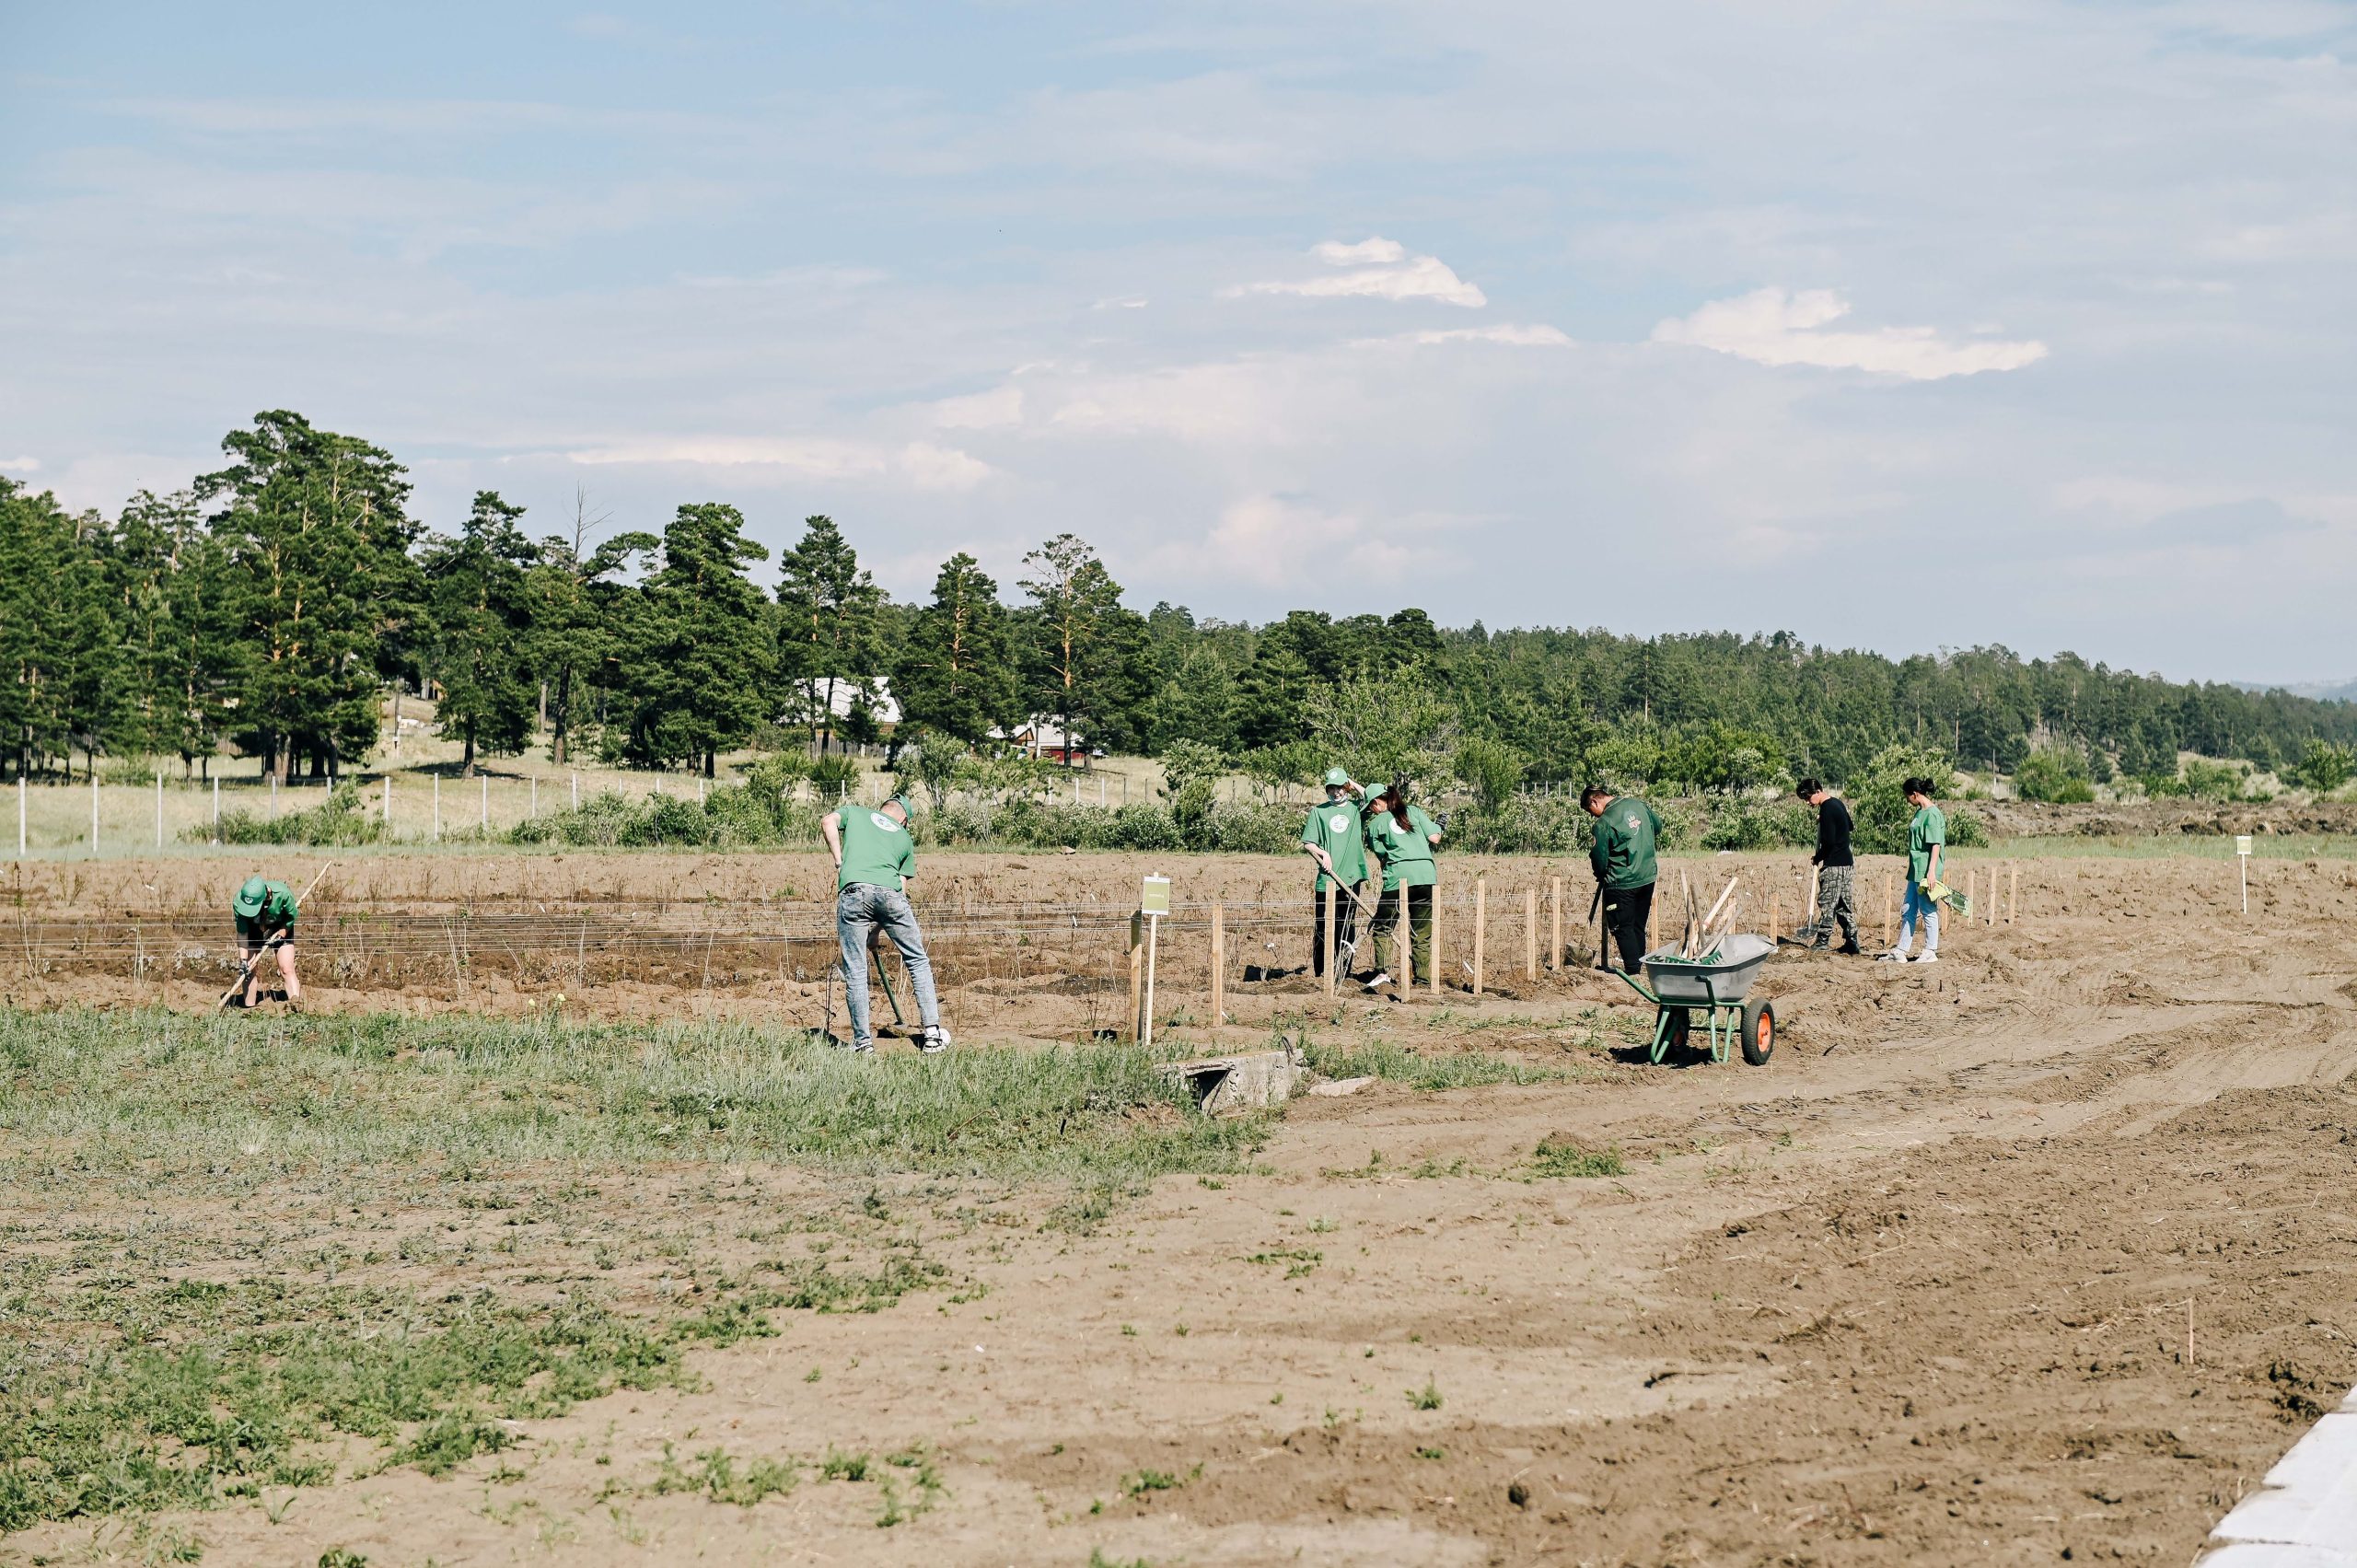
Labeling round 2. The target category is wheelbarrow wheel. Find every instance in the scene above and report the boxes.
[1740,997,1775,1066]
[1665,1007,1690,1056]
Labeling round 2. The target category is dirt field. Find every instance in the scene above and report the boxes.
[5,848,2355,1565]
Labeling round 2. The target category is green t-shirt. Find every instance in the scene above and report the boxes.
[1364,805,1441,889]
[1589,797,1662,890]
[836,807,915,891]
[1300,797,1368,890]
[233,881,298,939]
[1907,803,1947,884]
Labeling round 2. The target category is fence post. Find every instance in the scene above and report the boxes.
[1127,912,1144,1042]
[1883,871,1894,947]
[16,775,23,856]
[481,773,488,829]
[270,774,278,819]
[155,775,163,850]
[530,776,537,818]
[1549,877,1562,970]
[571,771,579,809]
[1399,888,1414,996]
[383,774,392,827]
[91,772,99,856]
[1524,888,1537,980]
[1323,885,1337,997]
[1211,901,1225,1026]
[2008,864,2019,924]
[1472,877,1486,996]
[1430,889,1444,996]
[1770,891,1779,945]
[433,775,440,842]
[212,776,219,842]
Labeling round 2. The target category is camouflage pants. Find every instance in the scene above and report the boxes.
[1803,865,1858,947]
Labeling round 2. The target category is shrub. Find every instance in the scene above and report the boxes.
[200,783,390,847]
[2013,747,2095,804]
[1850,743,1962,855]
[2181,756,2248,803]
[2293,739,2355,796]
[1701,796,1815,852]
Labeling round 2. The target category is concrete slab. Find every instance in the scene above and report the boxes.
[2202,1386,2357,1566]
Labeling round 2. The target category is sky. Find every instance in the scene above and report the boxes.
[3,1,2352,684]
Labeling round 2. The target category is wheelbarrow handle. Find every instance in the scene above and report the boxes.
[1610,967,1661,1007]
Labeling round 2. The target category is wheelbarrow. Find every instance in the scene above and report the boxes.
[1609,933,1776,1065]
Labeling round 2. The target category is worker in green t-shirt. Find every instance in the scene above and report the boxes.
[1361,784,1441,990]
[1584,785,1662,973]
[1880,776,1947,964]
[230,876,303,1010]
[820,791,947,1054]
[1299,766,1368,980]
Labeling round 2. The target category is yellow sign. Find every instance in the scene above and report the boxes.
[1140,875,1171,917]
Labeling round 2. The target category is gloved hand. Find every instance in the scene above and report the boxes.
[1920,877,1937,894]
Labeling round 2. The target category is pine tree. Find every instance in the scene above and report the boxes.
[773,515,883,753]
[198,411,419,781]
[422,491,539,774]
[0,479,120,778]
[1016,533,1137,767]
[894,552,1016,748]
[620,503,771,775]
[527,487,640,766]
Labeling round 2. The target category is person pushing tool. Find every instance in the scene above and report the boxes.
[821,787,948,1054]
[1299,766,1370,980]
[228,874,305,1010]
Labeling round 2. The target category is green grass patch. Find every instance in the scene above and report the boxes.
[0,1006,1268,1186]
[1298,1038,1558,1091]
[1527,1135,1627,1179]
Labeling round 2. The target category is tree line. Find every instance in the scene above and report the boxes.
[6,410,2354,794]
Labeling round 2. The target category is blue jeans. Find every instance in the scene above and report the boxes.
[1897,878,1940,954]
[837,884,940,1051]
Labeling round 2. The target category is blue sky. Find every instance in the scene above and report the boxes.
[4,1,2352,681]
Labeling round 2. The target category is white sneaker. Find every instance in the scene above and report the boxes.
[1363,972,1391,992]
[1911,950,1939,964]
[919,1025,952,1054]
[1875,948,1910,963]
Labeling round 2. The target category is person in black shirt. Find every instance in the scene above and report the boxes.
[1791,779,1861,953]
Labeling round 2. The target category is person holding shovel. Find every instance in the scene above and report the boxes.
[1789,778,1862,954]
[1361,784,1440,992]
[1880,776,1946,964]
[821,789,948,1054]
[1299,766,1369,980]
[1584,785,1662,973]
[231,876,303,1011]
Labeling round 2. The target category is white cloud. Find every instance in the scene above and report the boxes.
[0,457,41,473]
[1148,494,1421,589]
[1651,288,2049,380]
[1224,238,1487,308]
[563,436,993,492]
[929,385,1025,430]
[1387,324,1572,348]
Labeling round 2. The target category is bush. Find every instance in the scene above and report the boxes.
[1850,743,1963,855]
[2181,756,2249,803]
[2293,739,2355,796]
[2013,747,2095,804]
[200,783,390,847]
[1701,796,1815,852]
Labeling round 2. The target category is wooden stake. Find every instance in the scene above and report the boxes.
[1211,902,1225,1026]
[1883,872,1895,947]
[1128,912,1144,1042]
[1646,888,1658,952]
[1323,884,1337,997]
[1770,891,1779,945]
[2008,865,2019,925]
[1524,888,1537,980]
[1473,877,1486,997]
[1988,865,1998,927]
[1549,877,1562,970]
[1398,889,1414,997]
[1430,889,1444,997]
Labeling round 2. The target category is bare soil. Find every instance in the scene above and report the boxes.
[9,848,2357,1565]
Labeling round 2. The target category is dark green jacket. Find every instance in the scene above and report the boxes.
[1589,796,1662,890]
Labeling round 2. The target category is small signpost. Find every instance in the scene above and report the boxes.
[2236,834,2252,915]
[1139,875,1170,1048]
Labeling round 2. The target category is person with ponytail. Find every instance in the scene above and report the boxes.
[1360,782,1441,991]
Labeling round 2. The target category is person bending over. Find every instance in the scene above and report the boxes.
[231,875,303,1010]
[821,790,948,1053]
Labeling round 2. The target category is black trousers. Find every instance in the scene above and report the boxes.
[1310,882,1365,976]
[1602,881,1655,972]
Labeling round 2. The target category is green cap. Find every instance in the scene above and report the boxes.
[1323,767,1353,787]
[234,877,268,917]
